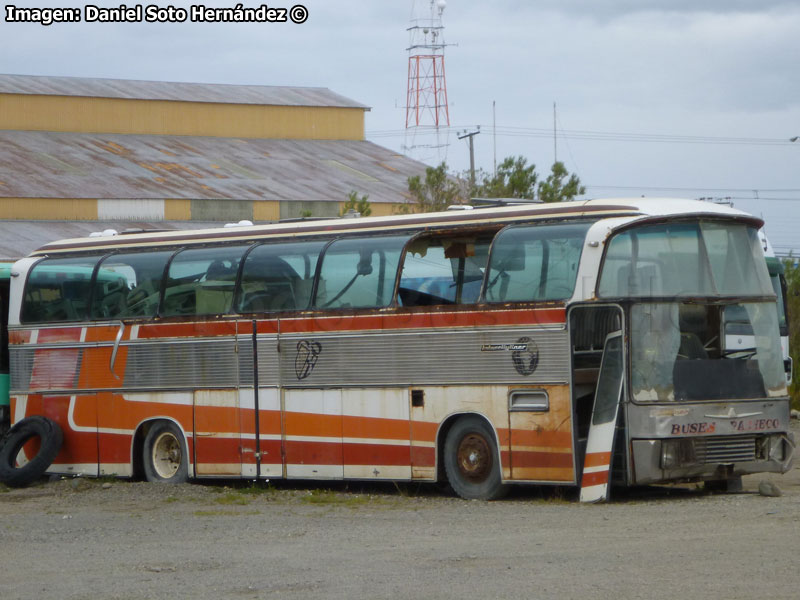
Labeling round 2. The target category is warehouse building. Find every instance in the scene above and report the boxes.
[0,74,426,259]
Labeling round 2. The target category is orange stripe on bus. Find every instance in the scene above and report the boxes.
[581,469,609,487]
[512,450,574,469]
[127,308,565,339]
[82,325,140,343]
[138,321,241,339]
[411,446,435,467]
[583,452,612,468]
[342,442,411,466]
[284,412,342,438]
[9,331,32,344]
[411,420,438,443]
[278,308,566,334]
[509,429,573,449]
[285,440,342,466]
[343,415,411,441]
[38,328,82,343]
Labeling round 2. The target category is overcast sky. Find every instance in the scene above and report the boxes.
[2,0,800,252]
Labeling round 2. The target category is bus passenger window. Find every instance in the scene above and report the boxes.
[485,222,592,303]
[398,236,491,306]
[91,250,174,320]
[237,241,326,313]
[314,236,409,309]
[162,246,247,317]
[22,256,101,323]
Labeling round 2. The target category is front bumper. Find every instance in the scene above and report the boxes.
[631,431,795,485]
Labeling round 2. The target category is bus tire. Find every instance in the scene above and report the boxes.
[142,421,189,484]
[0,416,63,488]
[443,416,508,500]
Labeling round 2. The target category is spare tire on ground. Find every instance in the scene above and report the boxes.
[0,416,63,488]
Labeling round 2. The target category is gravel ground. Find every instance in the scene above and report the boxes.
[2,425,799,600]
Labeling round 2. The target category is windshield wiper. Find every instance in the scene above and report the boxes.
[722,347,757,359]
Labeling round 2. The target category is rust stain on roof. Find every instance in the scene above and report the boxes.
[0,130,429,204]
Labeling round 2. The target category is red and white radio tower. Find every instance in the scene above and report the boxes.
[405,0,451,160]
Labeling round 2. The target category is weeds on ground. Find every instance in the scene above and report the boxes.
[236,482,277,496]
[300,489,372,507]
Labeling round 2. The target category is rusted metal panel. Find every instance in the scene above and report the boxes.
[0,130,427,207]
[0,74,368,108]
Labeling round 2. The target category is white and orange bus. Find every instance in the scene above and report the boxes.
[0,198,793,500]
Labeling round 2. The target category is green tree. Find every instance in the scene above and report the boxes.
[537,161,586,203]
[477,155,538,199]
[783,257,800,409]
[404,162,466,213]
[340,191,372,217]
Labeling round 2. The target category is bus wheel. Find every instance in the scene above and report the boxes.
[142,421,189,483]
[444,416,508,500]
[0,416,63,488]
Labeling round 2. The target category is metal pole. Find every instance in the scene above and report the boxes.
[553,101,558,164]
[458,129,480,189]
[251,319,262,479]
[493,100,497,177]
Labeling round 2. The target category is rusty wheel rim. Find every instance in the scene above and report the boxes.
[151,432,182,479]
[456,433,492,483]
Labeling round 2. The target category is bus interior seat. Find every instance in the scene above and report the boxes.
[678,305,709,359]
[163,286,196,315]
[205,260,237,281]
[678,332,708,360]
[239,256,302,312]
[123,279,160,317]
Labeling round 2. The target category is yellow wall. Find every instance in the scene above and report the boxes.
[253,201,280,222]
[0,197,97,220]
[164,198,191,220]
[0,94,366,140]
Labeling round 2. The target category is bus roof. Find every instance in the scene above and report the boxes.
[29,198,762,257]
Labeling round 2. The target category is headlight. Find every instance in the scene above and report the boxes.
[768,435,785,462]
[661,439,696,469]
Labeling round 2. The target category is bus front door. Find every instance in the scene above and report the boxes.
[580,331,624,503]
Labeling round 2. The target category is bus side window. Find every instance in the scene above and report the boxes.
[314,236,409,309]
[91,250,175,320]
[398,236,492,307]
[21,256,102,323]
[162,246,248,317]
[485,222,592,303]
[237,240,326,313]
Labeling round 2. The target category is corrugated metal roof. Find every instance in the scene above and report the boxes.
[0,74,369,109]
[0,220,224,261]
[0,130,425,204]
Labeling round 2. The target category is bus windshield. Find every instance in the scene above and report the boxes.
[598,221,773,298]
[630,301,787,402]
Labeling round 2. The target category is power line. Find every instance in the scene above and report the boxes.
[585,184,800,194]
[368,125,797,147]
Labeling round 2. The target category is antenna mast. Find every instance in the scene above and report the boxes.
[404,0,452,162]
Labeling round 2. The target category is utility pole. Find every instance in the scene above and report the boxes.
[458,128,480,189]
[492,100,497,177]
[553,101,557,164]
